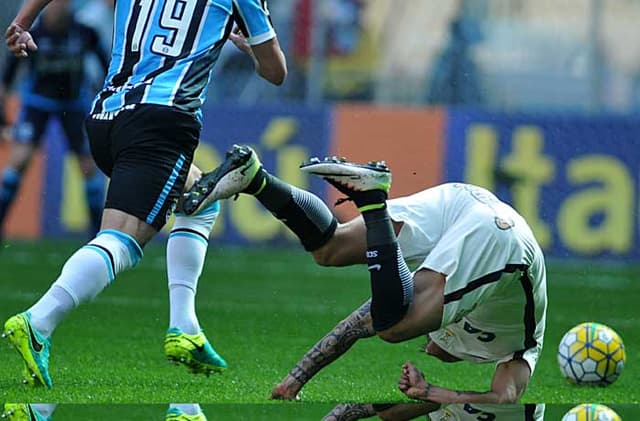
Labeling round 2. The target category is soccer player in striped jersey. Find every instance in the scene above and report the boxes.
[2,0,286,390]
[183,145,547,404]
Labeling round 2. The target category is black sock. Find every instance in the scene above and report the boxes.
[250,170,337,251]
[363,207,413,331]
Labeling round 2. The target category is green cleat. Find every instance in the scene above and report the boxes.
[164,328,227,375]
[165,408,207,421]
[1,404,50,421]
[2,312,52,388]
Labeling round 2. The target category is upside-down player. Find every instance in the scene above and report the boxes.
[183,145,547,404]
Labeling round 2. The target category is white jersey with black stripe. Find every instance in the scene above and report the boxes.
[387,183,547,373]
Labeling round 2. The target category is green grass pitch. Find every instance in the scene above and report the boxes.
[0,240,638,413]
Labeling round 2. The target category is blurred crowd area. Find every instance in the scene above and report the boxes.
[3,0,640,112]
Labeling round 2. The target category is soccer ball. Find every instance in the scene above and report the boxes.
[561,403,621,421]
[557,322,625,385]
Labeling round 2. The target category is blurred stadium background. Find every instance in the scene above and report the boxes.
[1,0,639,256]
[0,0,639,412]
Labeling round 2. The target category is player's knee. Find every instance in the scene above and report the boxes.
[376,328,405,344]
[311,245,340,267]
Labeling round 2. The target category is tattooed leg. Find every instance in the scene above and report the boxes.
[271,299,375,400]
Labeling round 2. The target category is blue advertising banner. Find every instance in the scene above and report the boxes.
[445,109,640,259]
[43,103,333,247]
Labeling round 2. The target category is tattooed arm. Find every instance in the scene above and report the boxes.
[271,299,376,399]
[399,359,531,404]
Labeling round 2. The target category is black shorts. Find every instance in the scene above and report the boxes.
[85,104,200,231]
[13,106,90,155]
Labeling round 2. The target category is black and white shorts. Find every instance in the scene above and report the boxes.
[85,104,200,231]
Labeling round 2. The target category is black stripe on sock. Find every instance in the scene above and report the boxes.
[170,227,209,243]
[92,244,116,277]
[443,264,528,304]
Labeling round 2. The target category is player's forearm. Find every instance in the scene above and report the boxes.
[254,49,287,85]
[289,300,375,386]
[413,384,511,404]
[13,0,53,28]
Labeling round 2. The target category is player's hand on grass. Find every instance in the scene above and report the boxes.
[228,26,252,55]
[398,361,430,400]
[270,377,302,401]
[5,23,37,58]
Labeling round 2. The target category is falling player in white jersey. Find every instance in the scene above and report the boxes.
[182,145,547,404]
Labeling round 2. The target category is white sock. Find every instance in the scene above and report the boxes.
[28,230,143,337]
[30,404,57,418]
[168,203,219,335]
[170,403,201,416]
[28,286,75,339]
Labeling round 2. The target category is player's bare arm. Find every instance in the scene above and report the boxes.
[399,358,531,404]
[271,300,376,400]
[5,0,52,57]
[229,27,287,85]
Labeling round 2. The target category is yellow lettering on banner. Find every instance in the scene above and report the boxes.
[61,156,88,231]
[558,156,633,254]
[465,125,498,190]
[262,118,298,149]
[501,126,554,248]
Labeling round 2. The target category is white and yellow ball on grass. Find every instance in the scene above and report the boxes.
[561,403,622,421]
[557,322,625,385]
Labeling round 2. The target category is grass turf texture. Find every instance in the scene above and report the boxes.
[0,240,638,405]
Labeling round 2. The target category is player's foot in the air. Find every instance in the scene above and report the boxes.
[182,144,261,215]
[1,404,51,421]
[165,408,207,421]
[300,157,391,210]
[2,312,52,388]
[164,328,227,375]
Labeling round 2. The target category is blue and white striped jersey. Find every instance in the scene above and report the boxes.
[91,0,275,117]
